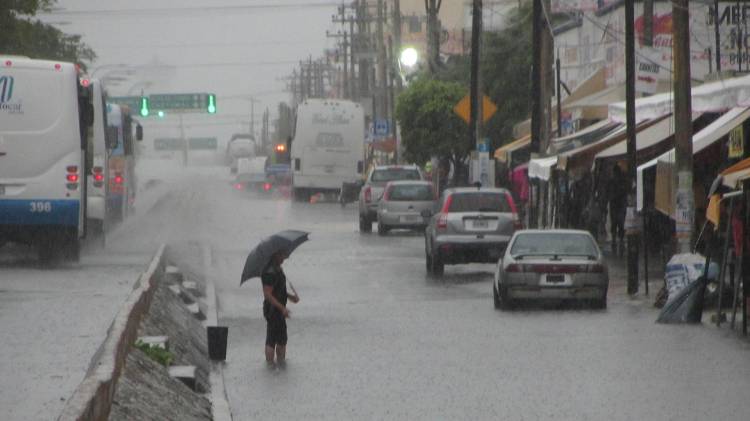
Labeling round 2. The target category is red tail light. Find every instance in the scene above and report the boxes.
[364,186,372,203]
[65,165,79,189]
[94,173,104,182]
[114,175,124,184]
[66,174,79,182]
[440,194,453,213]
[505,264,523,272]
[263,183,272,191]
[437,214,448,230]
[383,185,391,201]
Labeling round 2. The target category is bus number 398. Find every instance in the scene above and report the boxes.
[30,202,53,213]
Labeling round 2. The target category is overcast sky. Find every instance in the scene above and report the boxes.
[41,0,341,146]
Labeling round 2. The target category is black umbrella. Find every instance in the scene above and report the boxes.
[240,230,309,285]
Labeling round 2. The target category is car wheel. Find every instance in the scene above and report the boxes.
[377,220,388,236]
[430,251,444,277]
[593,290,608,310]
[493,284,501,309]
[498,286,514,310]
[359,215,372,233]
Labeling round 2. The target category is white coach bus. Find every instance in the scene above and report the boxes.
[0,57,93,262]
[291,99,365,202]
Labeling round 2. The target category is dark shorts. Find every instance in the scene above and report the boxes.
[265,315,287,347]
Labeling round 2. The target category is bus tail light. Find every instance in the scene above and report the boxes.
[114,174,124,185]
[66,165,79,190]
[92,166,104,187]
[263,183,272,192]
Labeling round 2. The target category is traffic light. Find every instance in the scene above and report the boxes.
[207,94,216,114]
[274,143,289,163]
[275,143,286,153]
[139,96,149,117]
[157,110,165,118]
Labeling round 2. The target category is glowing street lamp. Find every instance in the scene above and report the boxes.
[399,47,419,68]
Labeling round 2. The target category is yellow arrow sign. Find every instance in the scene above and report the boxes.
[453,94,498,124]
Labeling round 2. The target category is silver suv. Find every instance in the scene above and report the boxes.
[358,165,423,232]
[423,187,522,277]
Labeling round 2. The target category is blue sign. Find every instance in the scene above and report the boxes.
[478,138,490,153]
[374,119,390,137]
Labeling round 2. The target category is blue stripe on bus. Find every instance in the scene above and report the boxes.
[0,200,80,226]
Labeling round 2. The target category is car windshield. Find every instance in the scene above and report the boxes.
[447,192,511,212]
[371,168,421,182]
[388,184,434,201]
[510,233,598,258]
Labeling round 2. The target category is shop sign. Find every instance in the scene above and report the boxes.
[728,124,744,159]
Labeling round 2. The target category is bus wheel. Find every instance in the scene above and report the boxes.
[62,231,80,262]
[37,241,56,266]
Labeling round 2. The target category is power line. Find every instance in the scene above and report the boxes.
[38,2,341,18]
[90,40,322,50]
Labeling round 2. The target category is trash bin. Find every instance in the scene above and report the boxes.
[206,326,228,361]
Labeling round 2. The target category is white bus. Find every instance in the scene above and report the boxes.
[84,78,112,239]
[291,99,365,201]
[0,57,93,262]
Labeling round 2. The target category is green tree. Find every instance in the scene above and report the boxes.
[395,77,468,174]
[1,1,96,69]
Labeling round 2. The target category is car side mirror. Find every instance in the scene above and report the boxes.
[106,126,119,149]
[135,124,143,141]
[421,209,432,218]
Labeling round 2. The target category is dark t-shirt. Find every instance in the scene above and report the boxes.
[261,264,287,319]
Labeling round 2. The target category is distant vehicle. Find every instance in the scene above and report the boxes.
[234,156,268,192]
[226,134,256,174]
[493,229,608,309]
[423,186,521,277]
[84,78,113,239]
[291,99,365,202]
[106,103,142,222]
[376,180,435,235]
[358,165,423,232]
[0,57,94,262]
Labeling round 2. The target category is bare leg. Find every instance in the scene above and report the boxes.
[265,346,275,365]
[276,345,286,364]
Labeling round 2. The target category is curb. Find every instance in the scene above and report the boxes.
[203,244,233,421]
[58,244,167,421]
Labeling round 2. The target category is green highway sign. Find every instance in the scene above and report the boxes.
[189,137,218,150]
[149,93,215,112]
[109,96,142,112]
[154,138,184,151]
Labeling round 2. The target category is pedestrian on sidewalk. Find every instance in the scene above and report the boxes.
[607,164,627,256]
[261,251,300,368]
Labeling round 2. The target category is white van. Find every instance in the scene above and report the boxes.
[291,99,365,201]
[0,57,93,262]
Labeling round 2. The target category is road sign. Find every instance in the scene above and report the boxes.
[149,93,214,112]
[374,119,390,137]
[478,138,490,153]
[454,94,498,124]
[154,138,184,151]
[189,137,218,150]
[109,96,142,112]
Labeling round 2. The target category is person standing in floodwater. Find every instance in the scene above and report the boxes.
[261,251,299,368]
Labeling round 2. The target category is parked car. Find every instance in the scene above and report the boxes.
[493,229,608,310]
[376,181,436,235]
[423,187,521,276]
[358,165,423,232]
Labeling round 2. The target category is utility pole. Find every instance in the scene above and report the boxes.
[469,0,482,170]
[425,0,442,73]
[625,0,639,295]
[388,35,398,163]
[673,0,694,253]
[393,0,403,91]
[529,0,543,228]
[376,0,387,121]
[713,0,721,72]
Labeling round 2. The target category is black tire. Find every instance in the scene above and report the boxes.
[593,290,608,310]
[377,220,388,236]
[425,252,433,274]
[293,188,309,203]
[493,284,501,309]
[430,251,444,277]
[359,215,372,233]
[498,287,514,310]
[62,231,80,262]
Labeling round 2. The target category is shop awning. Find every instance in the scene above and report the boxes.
[609,73,750,123]
[721,156,750,189]
[594,113,683,161]
[547,119,621,154]
[528,156,558,181]
[636,107,750,210]
[494,134,530,163]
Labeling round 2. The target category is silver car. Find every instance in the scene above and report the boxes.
[376,181,435,235]
[424,187,521,277]
[358,165,424,232]
[493,229,609,310]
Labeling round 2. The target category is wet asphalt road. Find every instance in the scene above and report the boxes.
[176,175,750,421]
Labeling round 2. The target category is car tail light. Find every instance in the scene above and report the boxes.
[528,264,580,274]
[505,264,522,272]
[263,183,272,191]
[437,214,448,230]
[364,186,372,203]
[114,174,123,184]
[383,185,391,201]
[440,194,453,213]
[65,165,79,190]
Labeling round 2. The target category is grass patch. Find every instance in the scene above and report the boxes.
[135,340,175,367]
